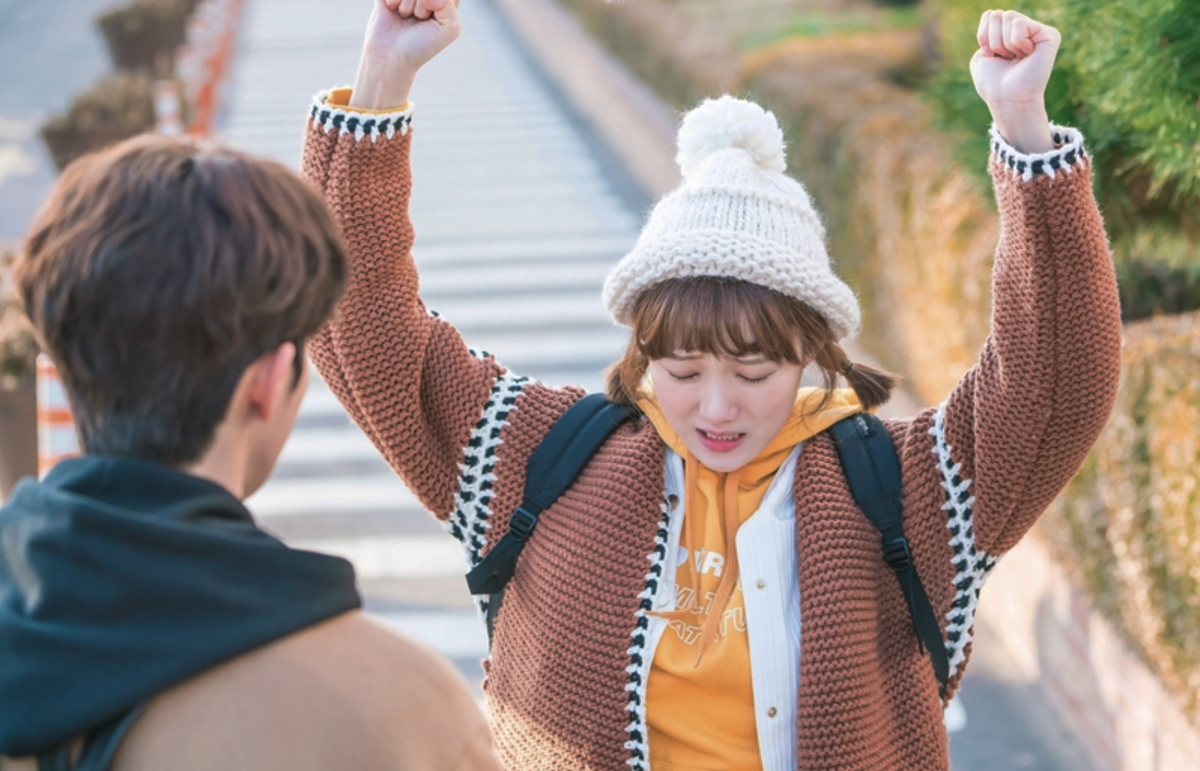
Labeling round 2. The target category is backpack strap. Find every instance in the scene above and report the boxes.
[465,393,638,645]
[829,413,951,699]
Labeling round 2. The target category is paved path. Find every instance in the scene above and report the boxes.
[221,1,1088,768]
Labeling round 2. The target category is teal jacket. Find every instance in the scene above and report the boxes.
[0,456,360,767]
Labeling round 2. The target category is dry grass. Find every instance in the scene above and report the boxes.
[1047,311,1200,728]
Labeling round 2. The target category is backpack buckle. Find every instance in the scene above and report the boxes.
[508,507,538,542]
[882,537,912,573]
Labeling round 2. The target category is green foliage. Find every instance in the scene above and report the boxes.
[926,0,1200,320]
[737,9,922,52]
[0,249,38,389]
[1062,0,1200,204]
[1118,231,1200,320]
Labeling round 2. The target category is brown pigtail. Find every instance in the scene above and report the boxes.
[604,336,649,407]
[819,342,897,411]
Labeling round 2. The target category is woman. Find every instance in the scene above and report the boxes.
[301,2,1121,769]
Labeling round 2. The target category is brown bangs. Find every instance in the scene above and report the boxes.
[606,277,898,411]
[632,277,823,365]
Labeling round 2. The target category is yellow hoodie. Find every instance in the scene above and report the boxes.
[637,386,862,771]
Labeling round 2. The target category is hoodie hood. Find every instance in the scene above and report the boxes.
[0,456,360,757]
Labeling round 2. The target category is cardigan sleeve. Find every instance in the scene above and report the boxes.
[937,125,1121,554]
[300,91,581,532]
[892,125,1122,688]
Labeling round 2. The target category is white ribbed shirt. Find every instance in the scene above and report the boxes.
[643,446,803,771]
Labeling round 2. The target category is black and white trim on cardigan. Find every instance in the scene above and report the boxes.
[447,367,530,616]
[990,123,1086,182]
[623,500,673,770]
[929,403,999,677]
[309,89,414,142]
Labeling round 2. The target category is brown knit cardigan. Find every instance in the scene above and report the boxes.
[301,96,1122,771]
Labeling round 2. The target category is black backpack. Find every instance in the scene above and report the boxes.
[465,393,950,697]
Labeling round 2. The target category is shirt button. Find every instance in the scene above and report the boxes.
[756,579,766,590]
[767,707,778,718]
[667,494,681,511]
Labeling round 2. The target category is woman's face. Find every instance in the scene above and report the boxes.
[648,351,805,472]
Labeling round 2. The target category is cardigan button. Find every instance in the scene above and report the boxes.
[767,707,778,718]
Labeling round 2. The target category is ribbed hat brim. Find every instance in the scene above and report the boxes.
[602,229,862,340]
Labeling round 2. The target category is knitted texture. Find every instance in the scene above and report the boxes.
[602,95,861,340]
[302,91,1122,771]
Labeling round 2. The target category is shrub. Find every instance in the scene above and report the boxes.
[1049,311,1200,728]
[0,249,37,390]
[1118,259,1200,323]
[926,0,1200,321]
[97,0,194,75]
[40,71,157,172]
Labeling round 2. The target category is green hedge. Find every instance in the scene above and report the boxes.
[926,0,1200,320]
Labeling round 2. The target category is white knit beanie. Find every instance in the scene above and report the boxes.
[602,95,861,341]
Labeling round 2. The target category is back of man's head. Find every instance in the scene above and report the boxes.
[17,134,348,466]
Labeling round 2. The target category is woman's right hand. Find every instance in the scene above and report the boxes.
[350,0,461,111]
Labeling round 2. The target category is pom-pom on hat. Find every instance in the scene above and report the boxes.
[602,95,862,341]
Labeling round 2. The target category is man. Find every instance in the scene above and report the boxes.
[0,134,501,771]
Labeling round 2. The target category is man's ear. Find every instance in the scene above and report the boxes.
[244,343,299,422]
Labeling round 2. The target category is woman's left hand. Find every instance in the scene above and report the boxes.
[970,10,1059,154]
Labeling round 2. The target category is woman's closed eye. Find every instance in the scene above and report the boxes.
[665,370,699,381]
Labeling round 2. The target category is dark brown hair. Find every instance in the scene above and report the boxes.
[606,277,896,412]
[18,133,348,465]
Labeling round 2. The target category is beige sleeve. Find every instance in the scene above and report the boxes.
[449,736,506,771]
[110,613,500,771]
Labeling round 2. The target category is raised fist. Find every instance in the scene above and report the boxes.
[350,0,461,110]
[970,10,1059,153]
[970,10,1060,111]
